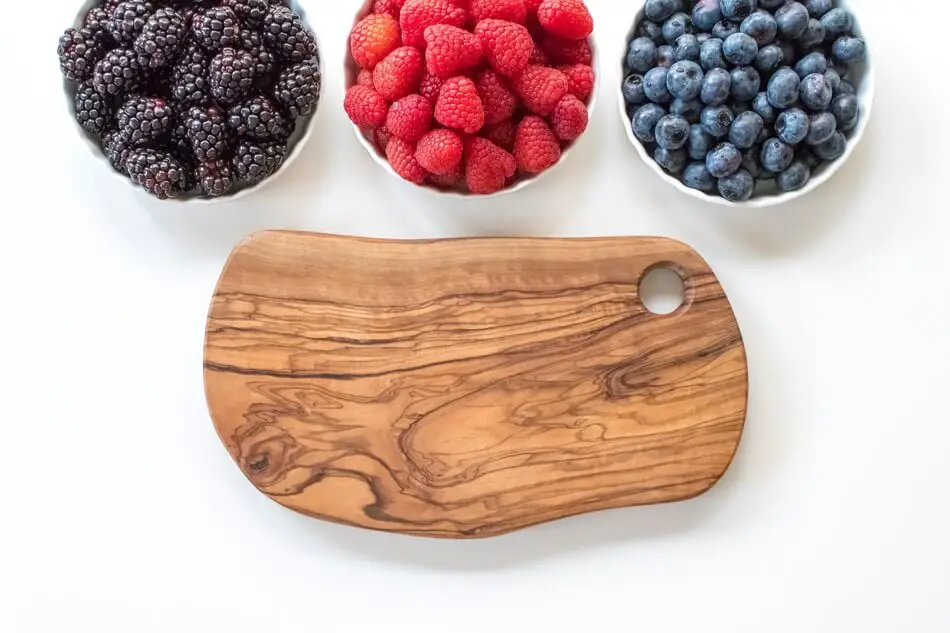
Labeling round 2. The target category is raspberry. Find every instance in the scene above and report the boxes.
[474,19,532,78]
[399,0,468,49]
[536,0,592,40]
[423,24,483,78]
[428,167,463,189]
[558,63,594,101]
[419,71,445,102]
[528,44,549,65]
[434,76,485,134]
[415,128,463,175]
[465,137,516,194]
[344,85,389,127]
[513,114,560,173]
[386,94,434,142]
[357,68,375,87]
[350,13,401,69]
[373,0,406,18]
[373,46,424,101]
[470,0,527,24]
[549,94,587,140]
[482,118,517,150]
[375,126,394,152]
[386,137,427,183]
[514,65,569,115]
[541,35,592,64]
[476,70,517,125]
[524,0,543,14]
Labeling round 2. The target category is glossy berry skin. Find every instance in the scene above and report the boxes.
[632,103,667,142]
[706,142,742,178]
[775,2,809,40]
[712,20,739,40]
[655,114,691,150]
[701,104,734,138]
[623,74,647,105]
[691,0,722,32]
[674,34,700,62]
[805,111,837,145]
[776,160,810,192]
[683,161,715,191]
[823,68,841,94]
[722,33,758,66]
[654,147,688,172]
[700,38,726,70]
[728,110,763,149]
[720,0,755,23]
[775,108,810,145]
[688,124,713,160]
[656,45,676,68]
[831,93,859,131]
[700,67,731,106]
[666,60,704,100]
[804,0,833,17]
[833,36,866,64]
[644,66,672,103]
[696,33,712,43]
[670,97,703,123]
[752,91,775,125]
[767,67,800,108]
[718,168,754,201]
[740,10,777,46]
[662,13,692,43]
[836,80,856,96]
[638,20,665,44]
[797,19,825,49]
[820,8,853,39]
[626,37,657,74]
[795,52,827,78]
[799,73,832,111]
[754,44,784,74]
[730,66,760,101]
[644,0,683,23]
[814,131,846,161]
[760,137,794,172]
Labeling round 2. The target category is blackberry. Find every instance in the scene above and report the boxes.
[58,28,104,82]
[118,96,173,147]
[192,7,242,52]
[228,96,288,139]
[225,0,270,28]
[126,148,190,199]
[185,106,233,162]
[233,139,287,184]
[196,159,235,197]
[170,43,210,108]
[83,7,115,45]
[209,47,256,106]
[103,129,133,172]
[134,7,186,69]
[92,48,143,96]
[168,119,196,167]
[74,82,113,136]
[261,6,317,62]
[240,29,277,85]
[272,60,321,118]
[108,1,154,46]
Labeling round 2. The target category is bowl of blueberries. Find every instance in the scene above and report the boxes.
[619,0,873,206]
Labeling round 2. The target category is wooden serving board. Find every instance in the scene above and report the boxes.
[204,231,748,538]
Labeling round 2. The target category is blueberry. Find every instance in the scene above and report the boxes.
[759,0,786,8]
[712,19,739,39]
[683,162,716,191]
[674,34,701,61]
[752,92,775,125]
[776,161,811,192]
[805,111,837,145]
[645,0,683,23]
[657,45,676,68]
[797,19,825,49]
[667,60,704,100]
[720,0,756,23]
[797,146,822,169]
[831,93,859,131]
[820,8,853,40]
[803,0,833,18]
[700,38,727,70]
[729,98,750,115]
[638,20,665,44]
[754,44,784,74]
[688,124,713,159]
[723,33,758,66]
[718,168,755,201]
[728,110,764,149]
[836,80,856,96]
[756,126,769,144]
[692,0,723,32]
[759,168,776,180]
[697,33,712,43]
[670,97,704,122]
[655,114,691,149]
[644,67,673,103]
[795,51,827,78]
[823,68,841,93]
[761,137,794,172]
[623,74,647,105]
[730,66,761,101]
[632,103,667,142]
[779,40,796,67]
[741,146,763,177]
[799,73,832,111]
[814,131,846,161]
[701,104,734,137]
[767,67,801,108]
[833,36,866,64]
[663,12,693,43]
[706,141,742,177]
[700,67,731,105]
[775,2,809,40]
[741,10,777,46]
[775,108,810,145]
[654,147,689,172]
[626,37,658,73]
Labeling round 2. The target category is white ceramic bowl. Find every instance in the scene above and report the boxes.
[345,0,600,198]
[62,0,322,203]
[619,0,874,208]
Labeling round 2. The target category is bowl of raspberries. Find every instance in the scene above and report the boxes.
[58,0,322,201]
[620,0,873,206]
[344,0,598,196]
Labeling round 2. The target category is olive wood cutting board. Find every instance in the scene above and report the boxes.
[204,231,748,539]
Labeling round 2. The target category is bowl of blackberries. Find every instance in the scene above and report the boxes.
[58,0,322,201]
[620,0,872,206]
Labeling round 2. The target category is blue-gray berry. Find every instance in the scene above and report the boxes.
[701,104,734,137]
[692,0,723,32]
[741,146,763,178]
[622,74,647,105]
[803,0,832,18]
[797,19,825,49]
[729,110,764,149]
[775,108,810,145]
[667,60,704,100]
[654,147,688,172]
[706,141,742,177]
[775,2,809,39]
[776,161,811,192]
[688,123,713,160]
[626,37,658,73]
[820,8,852,40]
[767,67,800,108]
[712,19,739,39]
[655,114,691,149]
[638,20,665,44]
[823,68,841,93]
[741,10,777,46]
[752,91,775,125]
[670,97,704,122]
[759,0,786,8]
[697,32,712,43]
[805,111,837,145]
[831,93,859,131]
[797,146,822,169]
[723,33,758,66]
[832,36,866,64]
[674,34,701,62]
[814,131,846,161]
[645,0,683,23]
[657,44,675,68]
[730,66,760,101]
[632,103,667,142]
[720,0,756,23]
[761,137,794,172]
[795,51,827,78]
[663,12,692,43]
[700,67,731,105]
[799,73,832,111]
[754,44,784,74]
[729,98,750,115]
[683,162,716,191]
[718,168,755,201]
[644,66,673,103]
[836,79,856,96]
[700,38,726,70]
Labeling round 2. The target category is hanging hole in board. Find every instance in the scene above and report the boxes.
[639,265,686,315]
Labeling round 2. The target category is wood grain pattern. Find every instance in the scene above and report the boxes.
[204,231,748,538]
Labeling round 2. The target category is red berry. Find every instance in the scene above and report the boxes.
[386,94,434,142]
[357,69,375,87]
[415,128,464,175]
[524,0,543,14]
[549,93,587,140]
[428,167,463,188]
[373,46,424,101]
[513,114,560,173]
[537,0,592,40]
[350,14,402,69]
[435,76,485,134]
[386,137,428,183]
[514,65,569,115]
[470,0,527,24]
[344,85,390,127]
[474,19,533,78]
[465,137,516,194]
[482,118,517,150]
[528,44,549,65]
[541,34,592,64]
[558,63,594,101]
[475,69,517,125]
[375,126,394,152]
[400,0,468,49]
[373,0,406,18]
[419,71,445,102]
[423,24,483,78]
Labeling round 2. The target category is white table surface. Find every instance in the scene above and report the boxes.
[3,1,949,630]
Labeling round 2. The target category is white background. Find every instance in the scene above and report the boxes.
[2,1,949,631]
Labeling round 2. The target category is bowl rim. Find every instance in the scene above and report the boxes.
[62,0,323,205]
[617,0,876,209]
[343,0,601,199]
